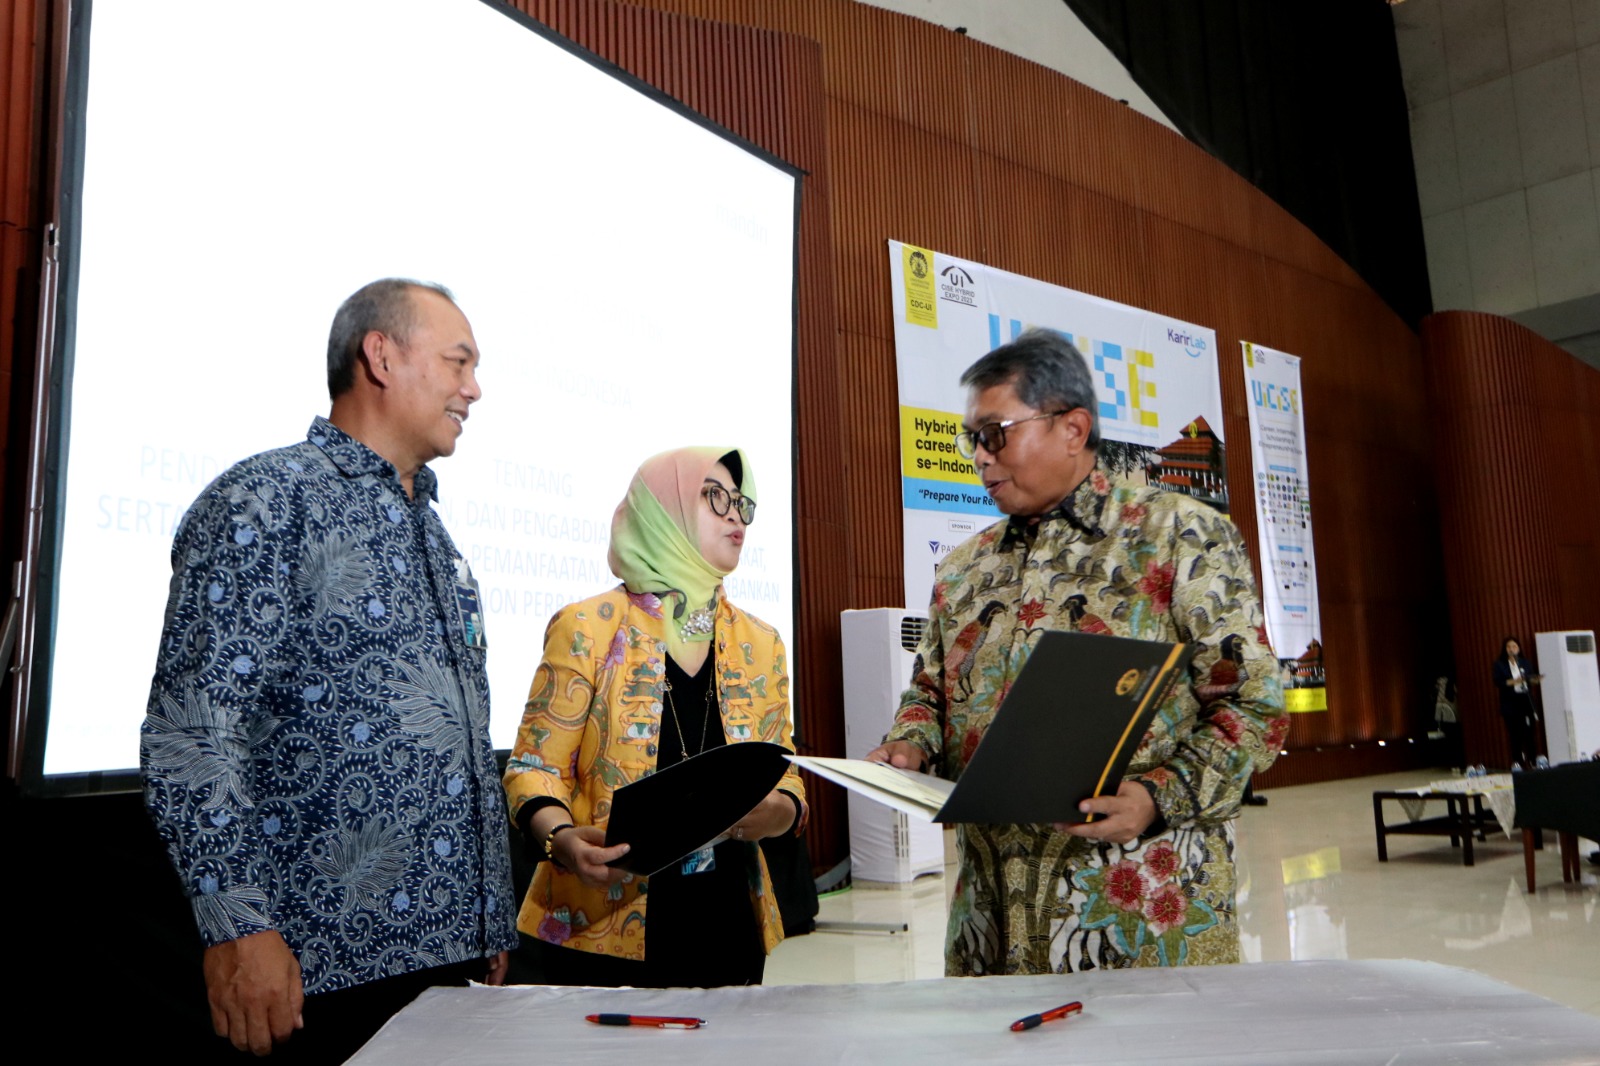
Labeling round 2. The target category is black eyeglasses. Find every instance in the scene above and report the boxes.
[953,410,1070,459]
[702,483,756,525]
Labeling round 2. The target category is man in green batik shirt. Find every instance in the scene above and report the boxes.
[868,329,1287,976]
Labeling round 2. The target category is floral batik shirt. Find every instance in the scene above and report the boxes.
[141,418,517,994]
[886,461,1286,976]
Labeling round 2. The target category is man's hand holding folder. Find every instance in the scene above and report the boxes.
[1056,780,1157,845]
[862,742,1158,844]
[860,630,1187,843]
[865,741,927,772]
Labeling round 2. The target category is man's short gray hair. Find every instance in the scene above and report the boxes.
[959,328,1101,448]
[326,278,457,399]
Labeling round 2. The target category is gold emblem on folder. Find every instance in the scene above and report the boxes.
[1115,668,1143,696]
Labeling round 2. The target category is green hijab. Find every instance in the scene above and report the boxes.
[607,446,755,662]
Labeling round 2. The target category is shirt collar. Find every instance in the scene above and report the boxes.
[997,456,1111,550]
[306,417,439,502]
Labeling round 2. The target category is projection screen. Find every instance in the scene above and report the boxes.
[24,0,798,786]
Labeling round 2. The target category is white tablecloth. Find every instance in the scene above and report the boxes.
[350,959,1600,1065]
[1397,775,1517,837]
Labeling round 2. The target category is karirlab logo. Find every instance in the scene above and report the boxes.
[909,250,930,280]
[1166,326,1209,359]
[939,265,977,307]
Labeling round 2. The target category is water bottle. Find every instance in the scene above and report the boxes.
[1535,755,1550,770]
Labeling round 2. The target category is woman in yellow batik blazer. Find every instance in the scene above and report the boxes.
[504,446,805,988]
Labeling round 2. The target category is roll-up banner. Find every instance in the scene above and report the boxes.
[889,241,1227,615]
[1241,341,1326,712]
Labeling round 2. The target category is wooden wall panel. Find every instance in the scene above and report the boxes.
[1424,311,1600,769]
[1006,160,1150,316]
[837,330,901,602]
[826,100,983,338]
[970,43,1134,211]
[1,0,46,571]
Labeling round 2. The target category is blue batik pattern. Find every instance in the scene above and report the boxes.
[142,418,516,995]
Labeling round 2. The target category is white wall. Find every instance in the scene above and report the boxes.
[852,0,1177,132]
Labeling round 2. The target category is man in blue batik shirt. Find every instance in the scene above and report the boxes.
[142,279,516,1060]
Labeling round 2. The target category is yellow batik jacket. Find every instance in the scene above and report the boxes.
[504,585,806,961]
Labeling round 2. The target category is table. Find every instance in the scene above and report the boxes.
[1514,761,1600,893]
[1372,787,1498,865]
[350,960,1600,1065]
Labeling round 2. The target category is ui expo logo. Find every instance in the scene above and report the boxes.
[939,265,977,307]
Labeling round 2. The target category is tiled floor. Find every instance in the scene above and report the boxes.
[766,770,1599,1015]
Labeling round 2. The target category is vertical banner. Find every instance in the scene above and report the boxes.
[1241,341,1326,712]
[888,241,1227,614]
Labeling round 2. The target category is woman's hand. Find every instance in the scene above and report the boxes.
[727,790,797,842]
[529,806,631,889]
[551,825,633,889]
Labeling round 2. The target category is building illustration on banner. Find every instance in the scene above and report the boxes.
[1149,417,1228,510]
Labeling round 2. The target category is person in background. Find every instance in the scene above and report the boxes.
[504,446,806,988]
[1433,676,1462,766]
[141,280,515,1060]
[1492,636,1542,769]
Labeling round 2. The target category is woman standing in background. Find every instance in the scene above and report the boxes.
[1492,637,1541,769]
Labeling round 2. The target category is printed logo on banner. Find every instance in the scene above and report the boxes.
[1251,380,1300,414]
[938,265,977,307]
[987,315,1161,434]
[1167,327,1209,359]
[1084,337,1159,430]
[902,245,938,329]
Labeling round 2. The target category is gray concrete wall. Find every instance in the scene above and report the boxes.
[1395,0,1600,367]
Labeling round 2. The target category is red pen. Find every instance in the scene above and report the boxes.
[586,1013,705,1030]
[1009,1000,1083,1032]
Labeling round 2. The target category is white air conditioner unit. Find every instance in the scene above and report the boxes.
[839,608,945,883]
[1534,630,1600,763]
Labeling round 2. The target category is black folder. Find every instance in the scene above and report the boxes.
[603,740,793,876]
[933,630,1192,824]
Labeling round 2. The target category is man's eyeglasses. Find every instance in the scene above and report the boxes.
[953,410,1070,459]
[702,483,757,525]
